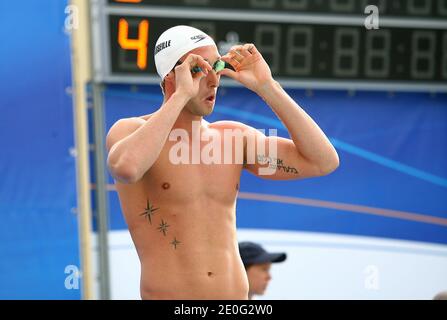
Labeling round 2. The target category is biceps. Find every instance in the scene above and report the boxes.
[244,136,321,180]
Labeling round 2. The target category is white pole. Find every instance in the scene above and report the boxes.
[69,0,95,300]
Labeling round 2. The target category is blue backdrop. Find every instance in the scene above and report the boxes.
[102,85,447,245]
[1,1,446,300]
[0,1,80,299]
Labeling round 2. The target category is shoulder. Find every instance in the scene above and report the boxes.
[208,120,254,132]
[106,115,151,152]
[107,116,147,136]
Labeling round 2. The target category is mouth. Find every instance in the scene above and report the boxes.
[205,94,215,103]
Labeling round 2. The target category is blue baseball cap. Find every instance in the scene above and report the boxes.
[239,242,287,265]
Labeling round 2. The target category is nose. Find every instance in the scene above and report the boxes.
[206,68,220,87]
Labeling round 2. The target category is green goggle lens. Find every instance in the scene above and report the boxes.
[190,60,227,74]
[212,60,226,72]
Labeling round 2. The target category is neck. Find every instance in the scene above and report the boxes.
[173,108,204,132]
[163,92,204,133]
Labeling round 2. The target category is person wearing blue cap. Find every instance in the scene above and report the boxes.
[239,242,287,299]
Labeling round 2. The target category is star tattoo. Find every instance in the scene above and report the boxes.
[170,237,181,250]
[139,200,159,225]
[157,219,170,236]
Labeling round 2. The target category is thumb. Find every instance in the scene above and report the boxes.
[219,68,239,81]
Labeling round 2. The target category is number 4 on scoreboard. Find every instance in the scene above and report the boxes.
[118,18,149,70]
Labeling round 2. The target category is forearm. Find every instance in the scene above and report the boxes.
[257,80,339,172]
[108,92,188,182]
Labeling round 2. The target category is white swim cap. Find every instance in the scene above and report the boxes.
[154,25,217,80]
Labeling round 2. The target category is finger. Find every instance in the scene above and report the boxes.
[221,54,238,66]
[235,44,253,58]
[185,54,212,73]
[238,49,251,58]
[221,55,240,71]
[226,51,246,67]
[219,68,239,81]
[192,69,207,78]
[229,45,249,59]
[175,63,207,78]
[234,49,248,59]
[239,44,255,56]
[230,44,244,52]
[244,43,258,55]
[229,52,243,64]
[198,59,213,74]
[227,45,248,60]
[175,62,207,79]
[192,71,207,80]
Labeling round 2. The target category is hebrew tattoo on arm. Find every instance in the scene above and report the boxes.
[257,155,299,174]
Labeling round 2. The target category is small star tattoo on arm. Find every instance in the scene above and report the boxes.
[170,237,181,249]
[139,199,159,225]
[157,219,170,236]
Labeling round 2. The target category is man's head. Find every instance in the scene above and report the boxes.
[433,291,447,300]
[239,242,287,299]
[154,25,221,117]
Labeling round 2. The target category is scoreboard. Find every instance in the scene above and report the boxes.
[90,0,447,90]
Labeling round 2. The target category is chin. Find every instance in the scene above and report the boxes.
[202,108,214,116]
[190,109,211,117]
[187,102,214,116]
[197,105,214,116]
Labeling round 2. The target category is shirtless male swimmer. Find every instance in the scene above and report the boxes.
[106,25,339,300]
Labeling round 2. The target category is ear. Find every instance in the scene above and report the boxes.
[163,71,176,94]
[165,70,175,82]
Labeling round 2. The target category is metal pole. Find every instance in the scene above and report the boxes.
[70,0,94,300]
[91,82,111,300]
[87,0,111,300]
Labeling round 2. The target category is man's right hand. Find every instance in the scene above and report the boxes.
[174,54,212,99]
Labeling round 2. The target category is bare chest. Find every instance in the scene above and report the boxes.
[143,139,243,204]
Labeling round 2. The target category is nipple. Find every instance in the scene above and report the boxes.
[162,182,170,190]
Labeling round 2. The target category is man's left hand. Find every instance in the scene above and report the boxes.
[220,43,274,94]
